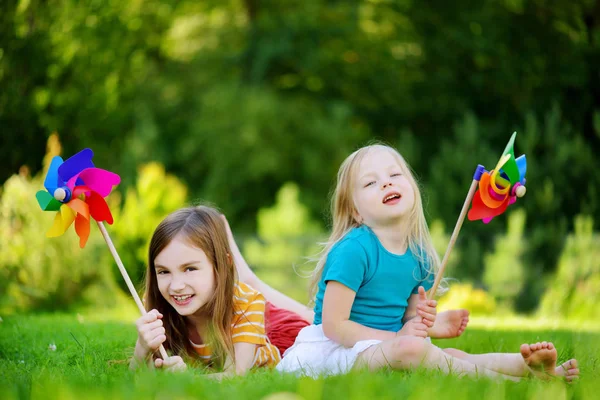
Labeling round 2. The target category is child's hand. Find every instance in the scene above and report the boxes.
[416,286,437,328]
[397,317,428,338]
[135,309,166,353]
[155,356,187,372]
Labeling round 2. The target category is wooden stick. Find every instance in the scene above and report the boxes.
[97,221,169,360]
[428,166,484,299]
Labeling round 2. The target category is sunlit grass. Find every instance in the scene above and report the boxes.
[1,312,598,399]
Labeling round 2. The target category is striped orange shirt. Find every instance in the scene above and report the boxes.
[190,282,281,368]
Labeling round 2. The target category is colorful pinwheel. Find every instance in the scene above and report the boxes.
[428,132,528,299]
[467,132,527,223]
[35,148,120,248]
[36,147,170,359]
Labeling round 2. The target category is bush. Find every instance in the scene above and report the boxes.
[0,147,120,314]
[539,215,600,321]
[437,283,496,316]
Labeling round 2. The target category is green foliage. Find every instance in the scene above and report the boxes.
[539,215,600,321]
[483,209,526,308]
[244,183,324,303]
[0,170,120,314]
[110,163,188,291]
[1,0,599,314]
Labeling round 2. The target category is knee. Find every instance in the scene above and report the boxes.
[389,336,428,363]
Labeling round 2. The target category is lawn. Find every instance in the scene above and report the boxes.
[1,312,598,399]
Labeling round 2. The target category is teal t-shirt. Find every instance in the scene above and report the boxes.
[313,225,435,332]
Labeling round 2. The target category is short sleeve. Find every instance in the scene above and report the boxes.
[322,238,368,292]
[232,287,268,346]
[411,255,435,294]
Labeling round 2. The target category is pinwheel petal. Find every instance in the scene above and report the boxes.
[87,191,114,224]
[58,148,94,182]
[47,205,76,237]
[468,190,510,221]
[67,198,90,219]
[36,190,61,211]
[44,156,64,193]
[75,213,90,248]
[67,168,120,197]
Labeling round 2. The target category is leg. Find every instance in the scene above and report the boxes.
[443,342,564,380]
[354,336,521,381]
[222,215,315,323]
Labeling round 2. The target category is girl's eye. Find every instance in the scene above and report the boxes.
[391,173,402,177]
[157,270,169,275]
[185,267,197,272]
[364,181,375,188]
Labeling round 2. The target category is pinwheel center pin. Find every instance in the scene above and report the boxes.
[53,187,71,202]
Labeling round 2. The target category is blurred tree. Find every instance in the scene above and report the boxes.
[539,215,600,321]
[483,209,526,309]
[244,182,324,303]
[110,162,188,292]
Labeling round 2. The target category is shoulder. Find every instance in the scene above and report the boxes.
[234,282,264,305]
[330,226,375,256]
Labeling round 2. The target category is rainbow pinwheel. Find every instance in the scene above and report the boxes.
[467,132,527,223]
[35,148,120,248]
[428,132,528,299]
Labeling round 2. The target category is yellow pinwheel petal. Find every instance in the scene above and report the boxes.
[47,205,76,237]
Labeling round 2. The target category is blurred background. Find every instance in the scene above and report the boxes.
[1,0,599,323]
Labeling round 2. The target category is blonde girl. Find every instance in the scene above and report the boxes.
[276,144,578,381]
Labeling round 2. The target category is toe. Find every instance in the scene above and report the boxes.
[541,341,548,348]
[520,344,532,358]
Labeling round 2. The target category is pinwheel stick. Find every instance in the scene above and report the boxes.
[96,221,170,360]
[428,165,485,300]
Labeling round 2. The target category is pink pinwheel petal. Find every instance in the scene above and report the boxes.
[67,168,120,197]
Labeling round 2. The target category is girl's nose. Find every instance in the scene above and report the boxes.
[382,182,393,189]
[170,276,186,291]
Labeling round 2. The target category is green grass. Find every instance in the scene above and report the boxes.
[1,312,599,400]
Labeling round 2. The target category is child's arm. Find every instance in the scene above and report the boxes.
[322,281,428,347]
[129,309,167,370]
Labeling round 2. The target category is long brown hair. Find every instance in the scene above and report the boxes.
[144,205,236,369]
[309,144,443,299]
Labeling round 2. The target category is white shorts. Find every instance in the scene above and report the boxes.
[275,324,382,378]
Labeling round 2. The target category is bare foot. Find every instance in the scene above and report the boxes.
[555,359,579,383]
[430,309,470,339]
[520,342,558,380]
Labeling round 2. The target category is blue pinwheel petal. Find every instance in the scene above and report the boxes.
[515,155,527,182]
[58,148,95,182]
[44,156,64,193]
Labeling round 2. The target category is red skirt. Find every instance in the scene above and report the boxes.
[265,302,310,356]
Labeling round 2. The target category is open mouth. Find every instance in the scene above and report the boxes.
[382,192,402,204]
[172,294,194,306]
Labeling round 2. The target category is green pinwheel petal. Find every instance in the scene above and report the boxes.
[501,132,521,184]
[36,190,62,211]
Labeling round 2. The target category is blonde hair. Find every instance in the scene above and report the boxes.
[145,205,235,370]
[309,144,443,299]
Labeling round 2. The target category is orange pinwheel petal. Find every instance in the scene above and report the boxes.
[479,173,507,208]
[67,198,90,219]
[75,213,90,248]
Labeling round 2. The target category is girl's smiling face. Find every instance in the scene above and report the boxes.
[154,235,216,317]
[353,148,415,227]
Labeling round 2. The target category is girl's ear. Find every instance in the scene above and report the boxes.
[353,210,363,225]
[226,253,232,265]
